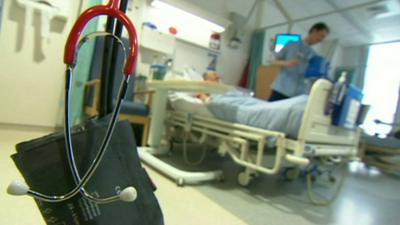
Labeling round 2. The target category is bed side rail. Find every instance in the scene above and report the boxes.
[167,111,310,175]
[298,79,360,148]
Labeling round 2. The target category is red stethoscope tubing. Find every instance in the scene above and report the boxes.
[64,0,138,76]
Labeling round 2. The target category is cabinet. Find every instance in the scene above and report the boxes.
[255,65,281,100]
[140,27,176,55]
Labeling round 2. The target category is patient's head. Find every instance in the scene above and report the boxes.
[203,71,220,83]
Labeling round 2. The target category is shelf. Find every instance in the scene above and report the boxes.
[175,37,220,55]
[140,27,176,55]
[140,26,220,55]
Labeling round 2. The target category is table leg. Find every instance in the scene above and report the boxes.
[148,89,168,148]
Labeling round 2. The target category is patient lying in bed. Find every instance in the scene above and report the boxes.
[168,72,308,138]
[208,92,307,138]
[195,71,221,101]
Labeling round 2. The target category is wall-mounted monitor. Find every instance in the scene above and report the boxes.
[274,34,301,53]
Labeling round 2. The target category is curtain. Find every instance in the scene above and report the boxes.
[70,0,102,125]
[246,31,265,90]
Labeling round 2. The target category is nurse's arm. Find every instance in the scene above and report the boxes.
[271,59,299,67]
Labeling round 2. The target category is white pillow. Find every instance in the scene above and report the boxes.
[168,92,214,117]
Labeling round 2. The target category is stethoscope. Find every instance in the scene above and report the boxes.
[7,0,139,204]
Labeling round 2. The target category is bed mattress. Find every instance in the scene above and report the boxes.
[169,91,307,138]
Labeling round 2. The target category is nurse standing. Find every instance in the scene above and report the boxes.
[269,22,330,101]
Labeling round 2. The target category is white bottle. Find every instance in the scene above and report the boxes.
[336,72,347,102]
[325,72,347,115]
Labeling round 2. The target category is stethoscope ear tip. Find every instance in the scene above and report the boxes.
[7,180,29,196]
[119,186,137,202]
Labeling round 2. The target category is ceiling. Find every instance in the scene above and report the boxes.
[279,0,400,46]
[184,0,400,46]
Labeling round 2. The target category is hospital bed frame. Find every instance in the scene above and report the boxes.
[362,142,400,174]
[139,79,361,186]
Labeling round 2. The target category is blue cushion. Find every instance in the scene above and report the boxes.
[113,100,149,116]
[305,55,330,78]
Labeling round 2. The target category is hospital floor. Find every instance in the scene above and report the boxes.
[0,127,246,225]
[1,128,399,225]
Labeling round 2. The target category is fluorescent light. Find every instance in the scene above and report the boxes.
[151,0,226,33]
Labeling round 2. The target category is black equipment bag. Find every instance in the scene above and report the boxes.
[11,116,164,225]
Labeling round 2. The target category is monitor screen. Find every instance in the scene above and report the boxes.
[274,34,301,53]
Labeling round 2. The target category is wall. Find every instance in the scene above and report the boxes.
[258,0,315,65]
[0,0,371,128]
[313,39,344,80]
[0,0,259,127]
[172,41,210,75]
[339,45,369,88]
[262,24,306,64]
[125,0,260,85]
[393,92,400,132]
[179,0,261,85]
[257,1,362,83]
[0,0,80,128]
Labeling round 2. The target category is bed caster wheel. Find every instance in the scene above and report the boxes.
[218,174,225,182]
[284,168,299,181]
[310,175,317,183]
[176,178,184,187]
[238,172,251,186]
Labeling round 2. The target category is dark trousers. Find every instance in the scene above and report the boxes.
[268,90,289,102]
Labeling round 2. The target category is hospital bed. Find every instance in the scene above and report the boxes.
[362,135,400,174]
[139,79,361,188]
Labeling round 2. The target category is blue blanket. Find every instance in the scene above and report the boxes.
[207,92,308,138]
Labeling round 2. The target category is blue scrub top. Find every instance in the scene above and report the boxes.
[272,41,316,97]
